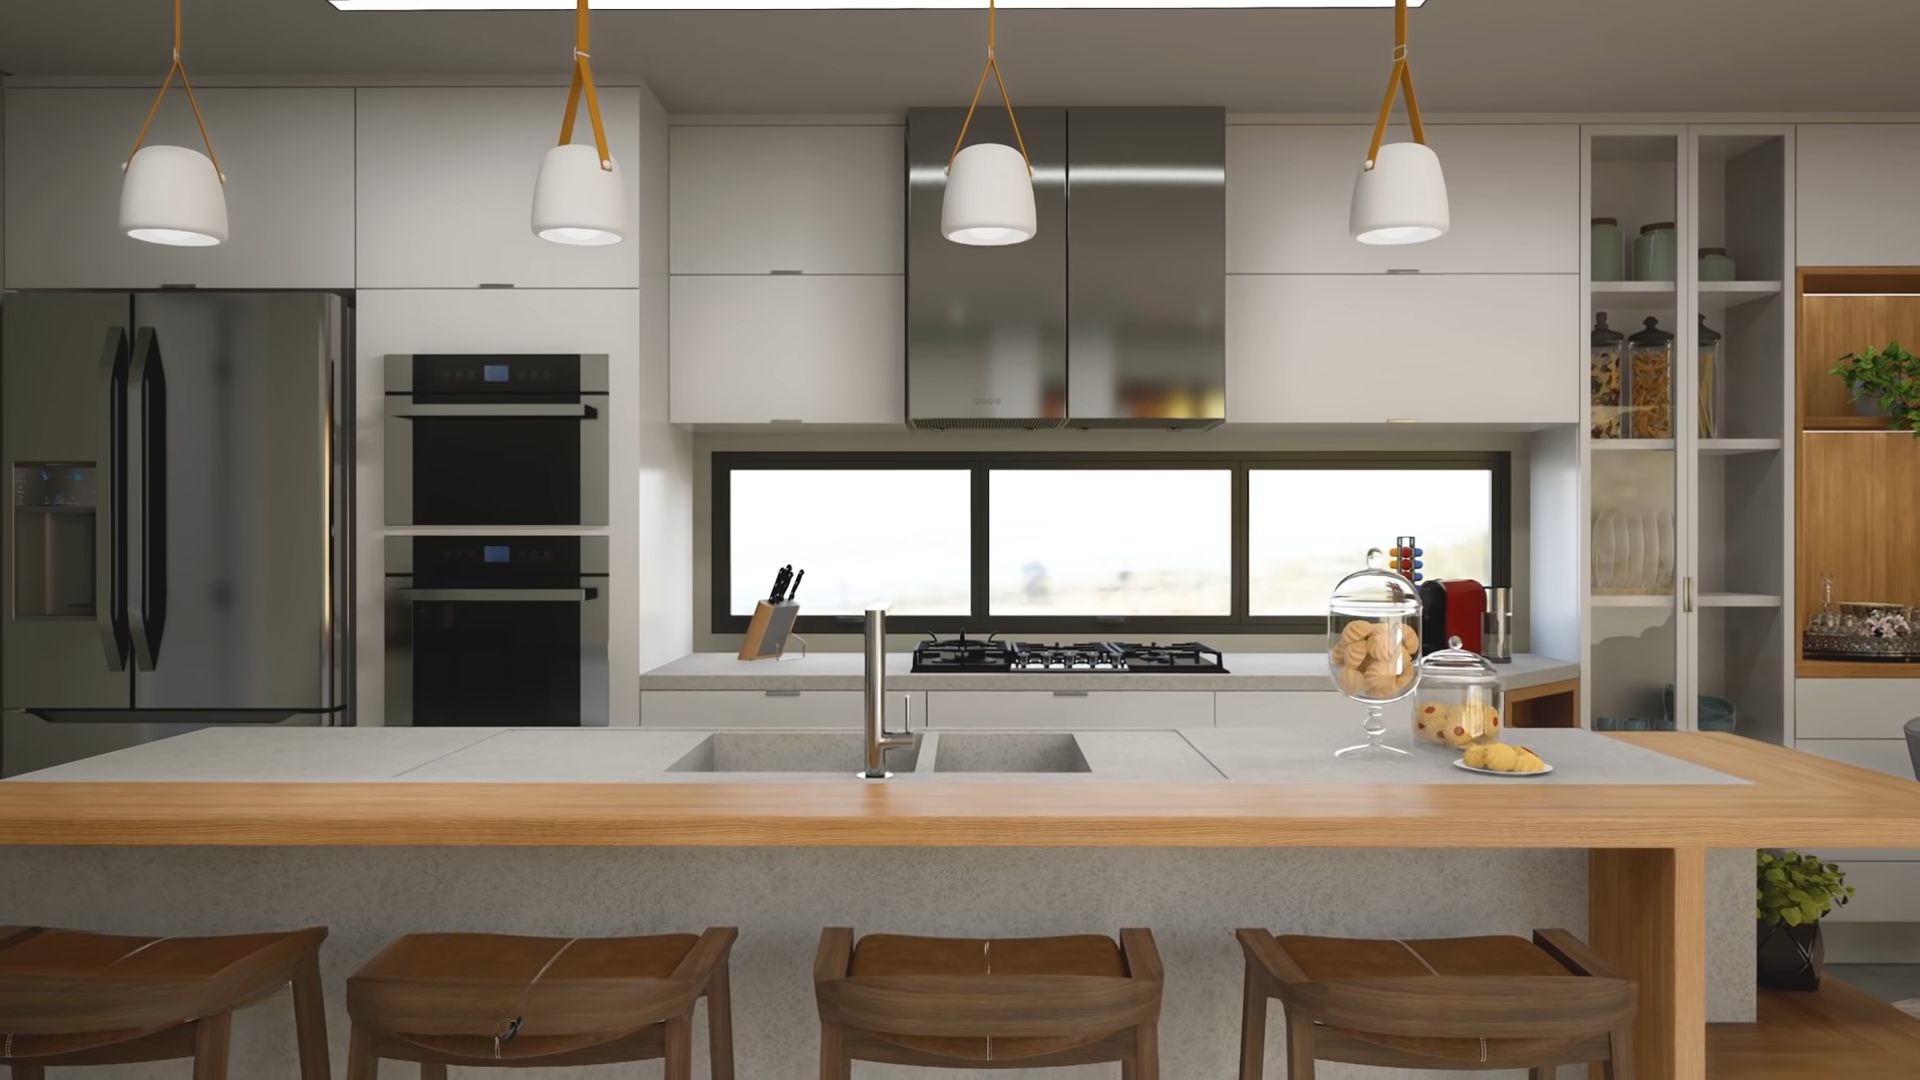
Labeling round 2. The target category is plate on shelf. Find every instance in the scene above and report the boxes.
[1656,510,1675,589]
[1591,510,1618,590]
[1452,759,1555,778]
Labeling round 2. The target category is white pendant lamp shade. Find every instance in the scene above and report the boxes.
[1350,140,1449,245]
[532,143,626,246]
[120,143,228,248]
[942,142,1036,246]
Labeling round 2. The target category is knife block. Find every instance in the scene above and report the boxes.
[738,600,801,661]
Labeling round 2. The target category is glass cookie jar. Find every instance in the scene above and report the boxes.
[1412,636,1504,752]
[1328,550,1423,759]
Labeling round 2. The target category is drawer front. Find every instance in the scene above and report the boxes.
[640,690,918,729]
[1822,861,1920,923]
[1795,679,1920,739]
[924,691,1213,730]
[1216,691,1415,735]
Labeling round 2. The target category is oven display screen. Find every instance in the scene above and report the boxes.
[483,364,510,383]
[483,545,511,564]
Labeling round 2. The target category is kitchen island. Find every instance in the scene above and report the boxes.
[3,728,1915,1079]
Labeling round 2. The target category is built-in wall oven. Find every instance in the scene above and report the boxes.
[384,536,608,727]
[384,354,608,526]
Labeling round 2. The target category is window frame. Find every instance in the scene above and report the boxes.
[711,450,1510,636]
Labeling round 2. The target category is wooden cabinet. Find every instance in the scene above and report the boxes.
[1225,273,1578,423]
[4,88,354,289]
[640,690,920,729]
[1797,124,1920,267]
[670,124,903,275]
[923,691,1213,730]
[355,87,641,288]
[670,274,904,424]
[1227,124,1578,275]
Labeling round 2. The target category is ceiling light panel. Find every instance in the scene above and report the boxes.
[332,1,1426,11]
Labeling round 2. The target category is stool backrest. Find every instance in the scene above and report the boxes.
[1907,717,1920,780]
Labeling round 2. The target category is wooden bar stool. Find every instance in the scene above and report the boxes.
[345,928,735,1079]
[0,924,330,1080]
[1235,927,1636,1079]
[814,927,1163,1078]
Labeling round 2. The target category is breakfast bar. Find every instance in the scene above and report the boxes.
[3,729,1917,1079]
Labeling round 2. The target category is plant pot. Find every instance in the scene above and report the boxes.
[1850,383,1892,418]
[1757,919,1825,990]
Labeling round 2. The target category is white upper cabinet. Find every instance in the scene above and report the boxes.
[670,275,904,424]
[1226,273,1577,424]
[4,88,354,289]
[1226,124,1579,274]
[1797,124,1920,267]
[356,87,641,288]
[670,124,903,274]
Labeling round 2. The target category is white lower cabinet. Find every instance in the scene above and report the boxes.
[923,691,1213,730]
[1795,678,1920,740]
[1822,862,1920,924]
[1225,273,1578,424]
[669,274,904,424]
[1215,691,1413,733]
[640,690,919,729]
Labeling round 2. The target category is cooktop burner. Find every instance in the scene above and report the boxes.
[911,636,1227,674]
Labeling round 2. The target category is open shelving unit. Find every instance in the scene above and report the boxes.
[1581,126,1794,744]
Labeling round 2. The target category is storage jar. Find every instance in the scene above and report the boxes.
[1699,246,1736,282]
[1328,550,1423,758]
[1412,636,1504,751]
[1591,218,1625,282]
[1635,222,1677,282]
[1627,316,1675,438]
[1697,314,1722,438]
[1590,311,1625,439]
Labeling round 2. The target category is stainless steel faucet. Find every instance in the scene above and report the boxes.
[862,603,912,778]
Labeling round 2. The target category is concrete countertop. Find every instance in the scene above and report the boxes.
[638,651,1579,693]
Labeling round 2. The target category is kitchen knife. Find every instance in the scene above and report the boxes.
[785,569,804,602]
[768,565,792,603]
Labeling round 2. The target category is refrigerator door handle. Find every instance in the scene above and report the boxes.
[97,329,132,672]
[126,327,168,672]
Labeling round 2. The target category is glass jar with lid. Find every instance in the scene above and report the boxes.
[1328,549,1423,759]
[1412,636,1504,751]
[1590,312,1625,439]
[1697,314,1722,438]
[1627,316,1675,439]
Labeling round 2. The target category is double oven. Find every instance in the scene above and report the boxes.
[383,354,609,726]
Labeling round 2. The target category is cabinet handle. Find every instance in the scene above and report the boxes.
[1683,576,1695,613]
[1052,690,1090,698]
[764,689,802,698]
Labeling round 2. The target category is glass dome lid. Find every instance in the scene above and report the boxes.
[1329,555,1423,618]
[1422,635,1499,685]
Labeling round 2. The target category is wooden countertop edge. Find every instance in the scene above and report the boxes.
[1,734,1916,849]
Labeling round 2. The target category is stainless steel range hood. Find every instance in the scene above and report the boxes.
[906,106,1225,429]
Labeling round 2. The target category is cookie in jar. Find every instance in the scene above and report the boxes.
[1412,636,1505,751]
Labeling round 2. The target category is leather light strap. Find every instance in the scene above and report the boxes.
[1362,0,1428,169]
[124,0,224,182]
[946,0,1032,176]
[558,0,613,171]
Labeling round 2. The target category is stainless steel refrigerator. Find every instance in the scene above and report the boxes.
[2,291,352,775]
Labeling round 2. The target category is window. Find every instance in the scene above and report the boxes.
[725,469,970,616]
[713,452,1507,633]
[1248,469,1495,617]
[989,469,1232,617]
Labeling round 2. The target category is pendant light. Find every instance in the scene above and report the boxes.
[941,0,1035,246]
[1349,0,1448,245]
[120,0,227,247]
[531,0,625,245]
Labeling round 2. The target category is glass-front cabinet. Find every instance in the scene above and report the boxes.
[1582,126,1792,744]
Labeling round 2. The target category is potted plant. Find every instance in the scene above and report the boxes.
[1756,850,1854,990]
[1830,341,1920,432]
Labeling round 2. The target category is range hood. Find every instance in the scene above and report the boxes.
[906,106,1226,429]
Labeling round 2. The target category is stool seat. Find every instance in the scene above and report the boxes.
[345,928,734,1079]
[1236,927,1636,1079]
[816,928,1162,1077]
[0,925,330,1079]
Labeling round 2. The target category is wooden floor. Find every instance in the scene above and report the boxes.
[1708,976,1920,1077]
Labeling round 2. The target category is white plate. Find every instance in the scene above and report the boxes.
[1452,758,1555,777]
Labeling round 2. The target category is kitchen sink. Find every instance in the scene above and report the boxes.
[926,733,1091,774]
[666,732,923,774]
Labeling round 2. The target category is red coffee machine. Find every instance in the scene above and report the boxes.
[1418,579,1486,656]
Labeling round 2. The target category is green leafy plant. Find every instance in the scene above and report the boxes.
[1756,850,1854,928]
[1831,341,1920,435]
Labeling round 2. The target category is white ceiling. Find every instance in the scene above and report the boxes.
[2,1,1916,116]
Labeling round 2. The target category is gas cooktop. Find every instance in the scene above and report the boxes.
[911,635,1227,674]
